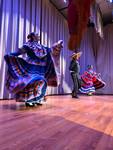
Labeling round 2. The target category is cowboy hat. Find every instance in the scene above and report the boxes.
[71,51,82,58]
[52,40,63,48]
[57,40,63,45]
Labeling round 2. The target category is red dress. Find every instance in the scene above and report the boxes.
[79,69,106,94]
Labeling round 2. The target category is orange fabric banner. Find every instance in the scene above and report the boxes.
[68,0,95,51]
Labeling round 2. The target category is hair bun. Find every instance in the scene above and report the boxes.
[27,32,35,39]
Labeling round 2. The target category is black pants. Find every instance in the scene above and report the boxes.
[70,72,80,96]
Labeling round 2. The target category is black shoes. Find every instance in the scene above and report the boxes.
[72,95,79,99]
[25,97,46,107]
[25,102,35,107]
[25,101,43,107]
[72,91,79,99]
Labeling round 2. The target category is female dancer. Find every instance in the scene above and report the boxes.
[4,33,63,106]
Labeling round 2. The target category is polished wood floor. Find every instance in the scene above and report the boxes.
[0,95,113,150]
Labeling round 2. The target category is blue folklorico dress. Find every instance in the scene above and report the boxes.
[4,41,57,103]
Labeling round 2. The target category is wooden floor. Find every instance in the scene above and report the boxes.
[0,95,113,150]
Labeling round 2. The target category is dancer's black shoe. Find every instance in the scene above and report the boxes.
[72,95,79,98]
[25,102,35,107]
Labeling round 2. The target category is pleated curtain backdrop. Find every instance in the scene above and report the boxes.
[40,0,72,95]
[96,24,113,94]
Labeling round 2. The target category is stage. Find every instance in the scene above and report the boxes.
[0,95,113,150]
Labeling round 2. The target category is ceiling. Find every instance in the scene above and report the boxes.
[49,0,113,25]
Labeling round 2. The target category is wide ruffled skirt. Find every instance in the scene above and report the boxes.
[79,82,95,94]
[79,75,106,94]
[4,55,47,103]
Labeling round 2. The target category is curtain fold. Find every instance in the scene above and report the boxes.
[90,3,104,38]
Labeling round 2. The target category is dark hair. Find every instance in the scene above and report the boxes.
[27,32,36,41]
[87,65,93,69]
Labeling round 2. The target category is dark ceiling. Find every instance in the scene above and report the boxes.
[49,0,113,25]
